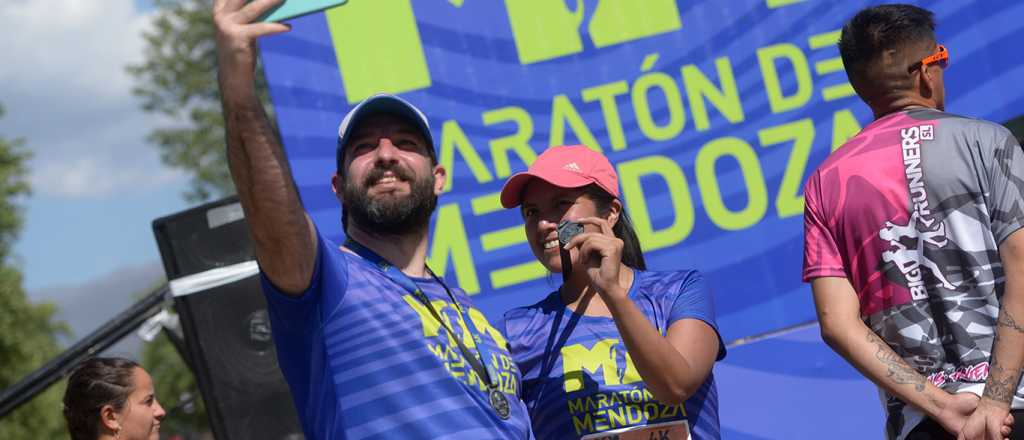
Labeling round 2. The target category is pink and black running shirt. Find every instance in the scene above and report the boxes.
[803,108,1024,439]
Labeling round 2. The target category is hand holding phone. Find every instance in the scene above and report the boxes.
[260,0,348,22]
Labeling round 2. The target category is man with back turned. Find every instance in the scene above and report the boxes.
[803,4,1024,439]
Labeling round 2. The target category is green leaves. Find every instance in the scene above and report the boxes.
[0,101,67,440]
[127,0,277,202]
[141,330,209,434]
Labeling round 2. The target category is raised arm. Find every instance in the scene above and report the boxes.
[566,216,719,405]
[608,298,719,406]
[813,276,1003,436]
[959,231,1024,440]
[214,0,317,295]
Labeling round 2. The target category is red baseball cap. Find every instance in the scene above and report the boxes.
[500,145,619,208]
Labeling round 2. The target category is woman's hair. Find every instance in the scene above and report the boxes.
[583,184,647,270]
[63,357,140,440]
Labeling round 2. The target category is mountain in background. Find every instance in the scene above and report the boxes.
[28,260,167,358]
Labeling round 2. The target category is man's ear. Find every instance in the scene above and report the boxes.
[432,165,447,195]
[331,173,344,202]
[918,65,937,101]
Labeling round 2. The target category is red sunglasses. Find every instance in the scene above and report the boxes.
[908,44,949,73]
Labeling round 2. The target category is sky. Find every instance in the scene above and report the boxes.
[0,0,193,308]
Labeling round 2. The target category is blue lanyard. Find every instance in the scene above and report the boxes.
[344,238,501,390]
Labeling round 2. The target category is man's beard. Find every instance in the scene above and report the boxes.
[342,163,438,236]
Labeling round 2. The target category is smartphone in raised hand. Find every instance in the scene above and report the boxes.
[260,0,349,22]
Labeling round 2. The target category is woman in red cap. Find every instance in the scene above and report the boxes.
[500,145,725,440]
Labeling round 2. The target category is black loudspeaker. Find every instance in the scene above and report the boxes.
[153,196,304,440]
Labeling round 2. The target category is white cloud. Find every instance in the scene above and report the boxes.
[0,0,151,101]
[32,154,185,198]
[0,0,187,199]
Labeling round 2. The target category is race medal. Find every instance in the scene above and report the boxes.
[557,220,584,245]
[489,388,511,420]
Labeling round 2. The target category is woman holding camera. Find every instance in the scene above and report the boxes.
[499,145,725,440]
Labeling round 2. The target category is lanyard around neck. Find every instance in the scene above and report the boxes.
[343,238,501,390]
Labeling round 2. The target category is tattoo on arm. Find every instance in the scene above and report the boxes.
[997,309,1024,335]
[983,363,1020,404]
[983,309,1024,404]
[867,331,926,392]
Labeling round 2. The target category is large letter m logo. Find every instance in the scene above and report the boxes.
[503,0,682,64]
[323,0,682,103]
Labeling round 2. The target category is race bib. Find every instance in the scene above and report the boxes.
[580,420,689,440]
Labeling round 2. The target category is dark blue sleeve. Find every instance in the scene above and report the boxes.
[257,230,347,426]
[668,271,727,361]
[259,231,334,335]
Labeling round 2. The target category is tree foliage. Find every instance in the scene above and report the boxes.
[0,105,30,263]
[127,1,275,434]
[0,102,69,439]
[142,330,208,437]
[127,0,276,202]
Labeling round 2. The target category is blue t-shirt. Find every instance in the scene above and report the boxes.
[503,270,726,440]
[260,231,533,440]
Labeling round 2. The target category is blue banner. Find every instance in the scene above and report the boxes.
[259,0,1024,346]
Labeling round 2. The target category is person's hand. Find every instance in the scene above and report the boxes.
[213,0,290,95]
[563,217,625,300]
[932,392,980,435]
[957,398,1014,440]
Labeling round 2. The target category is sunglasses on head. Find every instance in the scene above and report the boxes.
[908,44,949,73]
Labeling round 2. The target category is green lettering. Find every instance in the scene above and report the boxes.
[757,118,814,218]
[482,106,536,177]
[562,339,621,392]
[696,137,769,230]
[502,0,584,64]
[568,398,586,414]
[402,295,447,338]
[427,203,481,293]
[622,352,642,384]
[618,156,695,251]
[572,413,595,435]
[468,308,508,348]
[607,406,628,427]
[589,0,682,48]
[681,56,745,131]
[757,43,813,113]
[325,0,430,102]
[438,120,494,193]
[632,72,686,141]
[550,94,603,152]
[581,81,629,151]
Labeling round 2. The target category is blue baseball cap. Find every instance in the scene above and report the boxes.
[335,93,435,172]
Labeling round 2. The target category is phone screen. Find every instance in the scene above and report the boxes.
[260,0,349,22]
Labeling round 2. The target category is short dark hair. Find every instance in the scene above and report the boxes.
[839,4,936,101]
[63,357,140,440]
[583,184,647,271]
